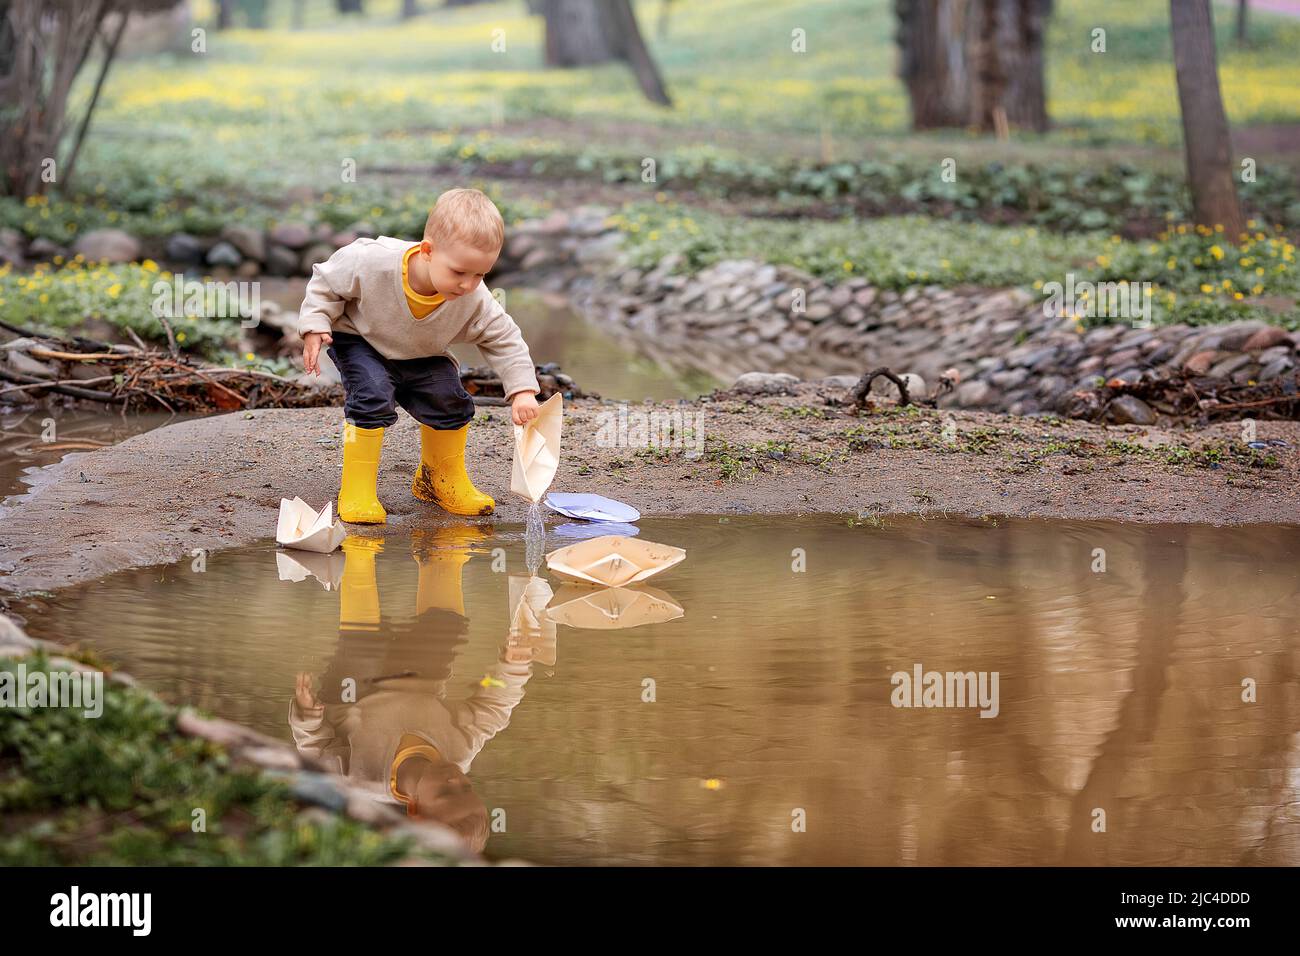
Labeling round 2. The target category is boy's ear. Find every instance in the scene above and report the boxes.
[420,239,433,256]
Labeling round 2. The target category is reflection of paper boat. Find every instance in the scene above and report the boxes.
[511,393,562,502]
[552,521,640,540]
[508,574,557,666]
[545,534,685,587]
[275,549,346,590]
[276,497,346,553]
[546,584,683,630]
[544,492,640,523]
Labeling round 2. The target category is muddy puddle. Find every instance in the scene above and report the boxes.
[0,406,203,499]
[15,514,1300,865]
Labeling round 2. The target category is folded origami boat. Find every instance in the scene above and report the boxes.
[275,497,346,553]
[544,492,640,523]
[546,584,683,630]
[511,392,562,502]
[544,534,685,587]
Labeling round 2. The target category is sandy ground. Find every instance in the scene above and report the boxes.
[2,383,1298,599]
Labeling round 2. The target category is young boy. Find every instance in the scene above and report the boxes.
[299,188,540,523]
[290,527,546,853]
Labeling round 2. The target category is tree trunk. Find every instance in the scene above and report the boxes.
[607,0,670,105]
[895,0,970,130]
[401,0,419,17]
[241,0,269,29]
[998,0,1049,131]
[0,1,15,83]
[216,0,234,29]
[63,7,129,189]
[1170,0,1246,237]
[1,0,108,197]
[968,0,1006,133]
[896,0,1048,133]
[541,0,670,104]
[1235,0,1248,43]
[542,0,619,66]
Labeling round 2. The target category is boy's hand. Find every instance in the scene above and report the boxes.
[303,331,333,376]
[294,673,323,715]
[510,391,540,426]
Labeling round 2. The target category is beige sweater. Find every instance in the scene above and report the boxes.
[288,654,533,805]
[297,236,540,400]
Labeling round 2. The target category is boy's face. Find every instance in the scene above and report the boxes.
[420,238,498,299]
[414,760,490,852]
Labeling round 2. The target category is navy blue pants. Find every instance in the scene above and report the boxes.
[327,332,475,430]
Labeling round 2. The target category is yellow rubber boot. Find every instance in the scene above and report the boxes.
[411,424,494,516]
[340,536,384,632]
[339,422,387,524]
[411,526,489,616]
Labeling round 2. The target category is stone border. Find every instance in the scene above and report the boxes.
[568,253,1299,422]
[5,206,1296,422]
[492,209,1300,422]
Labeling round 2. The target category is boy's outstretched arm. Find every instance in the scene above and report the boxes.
[450,645,535,761]
[298,243,361,375]
[464,293,542,424]
[288,672,344,764]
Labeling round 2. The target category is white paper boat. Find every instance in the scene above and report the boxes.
[546,584,683,630]
[544,492,640,523]
[545,534,685,587]
[508,574,557,666]
[275,549,346,590]
[275,496,347,553]
[511,393,562,502]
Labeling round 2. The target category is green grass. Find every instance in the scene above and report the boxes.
[614,201,1300,327]
[5,0,1292,243]
[152,0,1299,145]
[2,0,1297,337]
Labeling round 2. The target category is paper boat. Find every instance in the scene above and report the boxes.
[275,549,346,590]
[544,492,640,523]
[545,534,685,587]
[508,574,557,666]
[511,392,562,502]
[546,584,683,630]
[276,496,347,553]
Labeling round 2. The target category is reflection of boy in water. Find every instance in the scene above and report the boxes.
[290,528,542,853]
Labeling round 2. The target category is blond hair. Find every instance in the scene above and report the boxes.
[423,188,505,252]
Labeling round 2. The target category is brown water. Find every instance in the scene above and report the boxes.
[16,514,1300,866]
[454,289,721,402]
[0,407,201,499]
